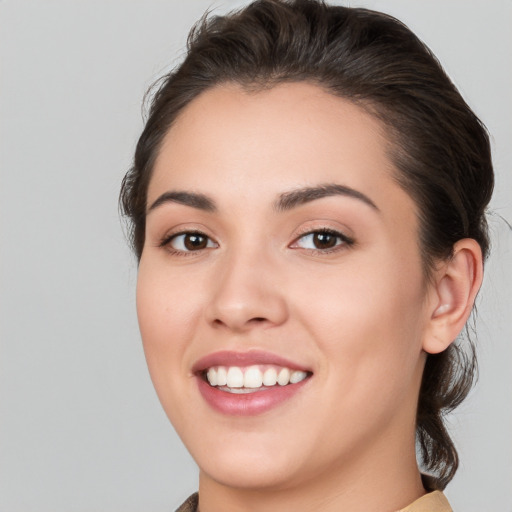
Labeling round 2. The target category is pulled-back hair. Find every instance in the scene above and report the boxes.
[120,0,494,490]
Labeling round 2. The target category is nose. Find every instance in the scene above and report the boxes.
[205,248,289,332]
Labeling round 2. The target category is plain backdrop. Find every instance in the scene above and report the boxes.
[1,1,511,511]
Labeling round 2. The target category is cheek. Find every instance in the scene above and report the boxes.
[136,262,198,391]
[137,259,200,341]
[299,273,426,440]
[293,252,427,381]
[135,262,212,435]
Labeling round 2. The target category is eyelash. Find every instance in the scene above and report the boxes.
[159,228,354,256]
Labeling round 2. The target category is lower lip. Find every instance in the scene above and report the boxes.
[196,376,310,416]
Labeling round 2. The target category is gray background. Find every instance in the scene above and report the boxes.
[1,1,510,510]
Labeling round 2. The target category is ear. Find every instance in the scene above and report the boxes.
[422,239,484,355]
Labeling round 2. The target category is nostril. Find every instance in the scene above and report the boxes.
[213,316,268,327]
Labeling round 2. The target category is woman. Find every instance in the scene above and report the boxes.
[120,1,494,510]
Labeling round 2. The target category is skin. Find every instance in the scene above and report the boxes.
[137,82,482,512]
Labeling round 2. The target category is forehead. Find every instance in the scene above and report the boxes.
[149,82,412,217]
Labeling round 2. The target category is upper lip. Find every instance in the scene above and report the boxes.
[192,350,311,374]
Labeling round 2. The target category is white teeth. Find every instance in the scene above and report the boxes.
[205,365,309,389]
[216,366,227,386]
[277,368,291,386]
[207,367,217,386]
[244,366,263,388]
[226,367,244,388]
[290,370,308,384]
[262,367,277,386]
[223,387,258,394]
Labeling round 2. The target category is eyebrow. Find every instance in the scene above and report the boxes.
[274,183,379,212]
[147,183,378,215]
[147,191,217,213]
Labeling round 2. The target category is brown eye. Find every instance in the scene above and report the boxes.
[292,229,353,252]
[312,232,337,249]
[184,233,208,250]
[167,232,217,252]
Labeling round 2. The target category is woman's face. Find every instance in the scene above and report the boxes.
[137,83,433,491]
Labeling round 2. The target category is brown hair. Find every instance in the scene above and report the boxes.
[120,0,494,490]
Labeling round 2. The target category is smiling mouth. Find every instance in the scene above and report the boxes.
[202,365,311,394]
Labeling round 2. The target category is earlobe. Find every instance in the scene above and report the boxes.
[423,239,483,355]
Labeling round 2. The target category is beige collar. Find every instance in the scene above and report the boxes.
[397,491,452,512]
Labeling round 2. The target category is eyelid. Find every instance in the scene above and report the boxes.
[156,222,215,246]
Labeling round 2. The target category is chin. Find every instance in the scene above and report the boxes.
[199,455,304,491]
[189,433,312,491]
